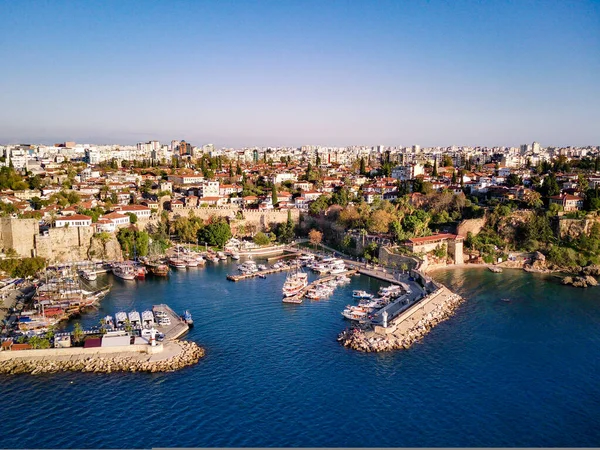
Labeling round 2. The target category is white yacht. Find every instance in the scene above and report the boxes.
[115,311,128,328]
[352,290,374,299]
[141,310,155,328]
[282,267,309,298]
[128,311,141,328]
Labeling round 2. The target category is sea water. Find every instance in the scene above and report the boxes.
[1,264,599,447]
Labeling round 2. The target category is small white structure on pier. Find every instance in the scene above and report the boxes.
[382,311,388,328]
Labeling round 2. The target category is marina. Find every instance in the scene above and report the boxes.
[1,261,599,447]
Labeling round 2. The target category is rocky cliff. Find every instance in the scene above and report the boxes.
[88,233,123,261]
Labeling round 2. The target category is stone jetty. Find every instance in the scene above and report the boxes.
[0,341,205,375]
[338,288,464,353]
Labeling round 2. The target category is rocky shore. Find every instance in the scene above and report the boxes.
[0,341,205,375]
[338,291,464,352]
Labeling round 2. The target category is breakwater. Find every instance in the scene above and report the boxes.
[0,341,204,375]
[338,286,463,352]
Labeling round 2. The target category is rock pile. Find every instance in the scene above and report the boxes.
[0,341,205,375]
[561,275,598,288]
[338,291,463,352]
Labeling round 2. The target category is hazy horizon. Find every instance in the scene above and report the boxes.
[1,1,599,148]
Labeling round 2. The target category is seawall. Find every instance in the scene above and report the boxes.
[0,340,205,375]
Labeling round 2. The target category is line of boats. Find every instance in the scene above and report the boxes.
[17,270,112,333]
[101,309,193,331]
[341,285,406,322]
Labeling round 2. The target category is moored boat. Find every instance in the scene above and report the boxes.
[112,263,136,280]
[282,266,308,298]
[182,310,194,326]
[80,270,97,281]
[352,290,373,299]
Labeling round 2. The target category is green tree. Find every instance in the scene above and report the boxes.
[72,323,84,344]
[271,185,278,206]
[308,195,330,215]
[199,221,232,248]
[253,232,271,246]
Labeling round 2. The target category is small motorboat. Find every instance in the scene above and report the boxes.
[258,273,267,279]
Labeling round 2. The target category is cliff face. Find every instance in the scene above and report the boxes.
[558,217,600,240]
[457,217,486,237]
[88,234,123,261]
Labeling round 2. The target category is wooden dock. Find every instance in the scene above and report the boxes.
[282,270,358,304]
[226,265,294,281]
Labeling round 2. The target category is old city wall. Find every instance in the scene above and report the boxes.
[168,207,300,234]
[0,217,39,257]
[35,226,96,263]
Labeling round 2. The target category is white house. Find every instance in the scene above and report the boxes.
[55,214,92,228]
[102,212,130,227]
[95,218,116,233]
[114,204,152,220]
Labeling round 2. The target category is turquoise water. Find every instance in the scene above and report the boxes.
[1,264,600,447]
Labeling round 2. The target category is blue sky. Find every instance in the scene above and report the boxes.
[0,0,598,147]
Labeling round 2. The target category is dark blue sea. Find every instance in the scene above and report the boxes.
[2,263,600,448]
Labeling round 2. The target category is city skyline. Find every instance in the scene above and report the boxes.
[1,1,599,147]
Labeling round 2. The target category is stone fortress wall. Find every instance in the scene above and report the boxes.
[168,207,300,234]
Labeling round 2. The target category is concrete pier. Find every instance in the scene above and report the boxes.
[226,265,294,281]
[338,285,463,352]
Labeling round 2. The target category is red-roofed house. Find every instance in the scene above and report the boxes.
[55,214,92,228]
[114,204,152,220]
[549,194,584,212]
[404,233,464,265]
[102,212,130,227]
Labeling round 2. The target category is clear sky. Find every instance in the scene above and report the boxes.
[0,0,598,147]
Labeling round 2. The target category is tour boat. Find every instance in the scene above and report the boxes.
[141,310,155,328]
[168,257,187,269]
[341,309,369,321]
[230,253,240,260]
[128,311,141,328]
[352,290,373,299]
[379,285,402,297]
[359,298,388,309]
[112,263,136,280]
[182,310,194,326]
[185,257,199,268]
[80,270,97,281]
[145,262,170,276]
[135,266,146,279]
[282,267,309,298]
[115,311,128,328]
